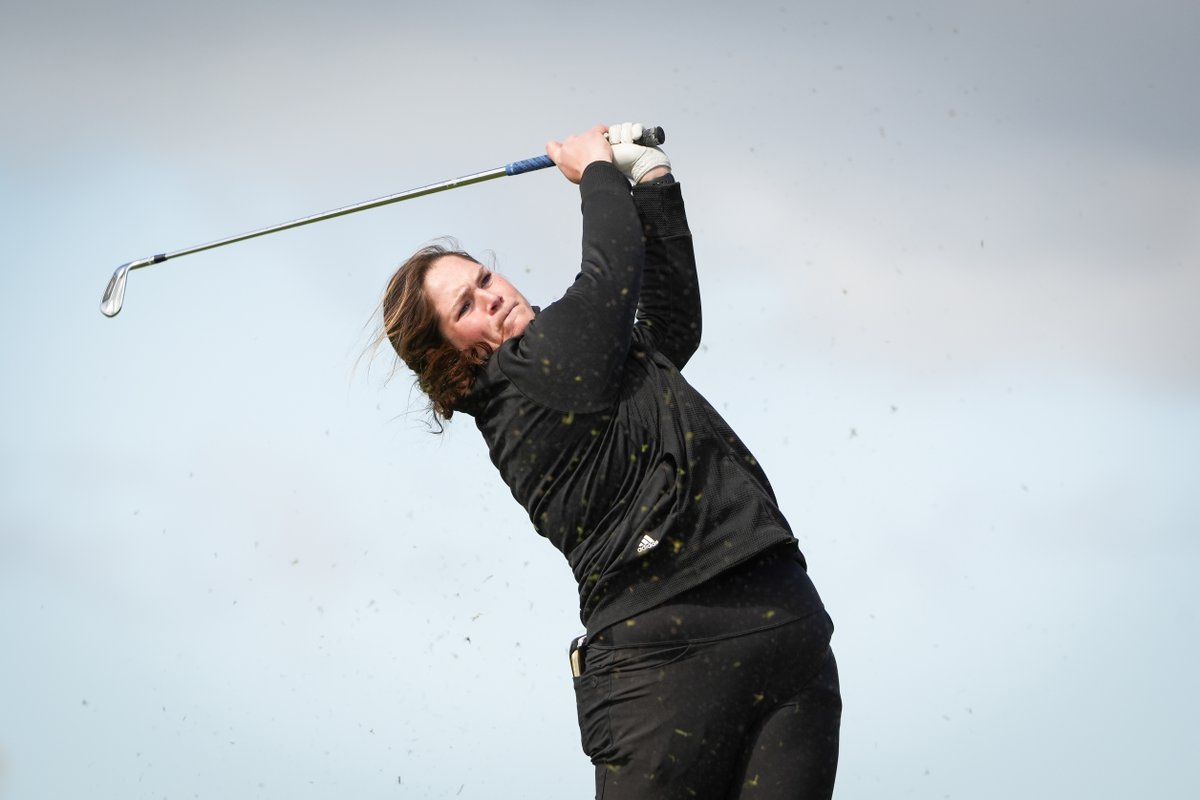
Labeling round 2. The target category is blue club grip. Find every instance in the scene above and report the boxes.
[505,155,554,176]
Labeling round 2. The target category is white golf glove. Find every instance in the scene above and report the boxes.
[607,122,670,184]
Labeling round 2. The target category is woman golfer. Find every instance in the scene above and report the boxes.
[380,124,841,799]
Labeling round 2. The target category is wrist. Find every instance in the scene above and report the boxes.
[637,165,672,184]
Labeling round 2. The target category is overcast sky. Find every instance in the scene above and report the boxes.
[2,1,1198,798]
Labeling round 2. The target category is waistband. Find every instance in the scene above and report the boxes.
[591,544,825,647]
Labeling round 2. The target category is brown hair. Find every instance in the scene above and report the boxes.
[377,241,492,424]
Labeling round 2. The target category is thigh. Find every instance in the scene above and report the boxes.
[575,635,775,800]
[731,644,841,800]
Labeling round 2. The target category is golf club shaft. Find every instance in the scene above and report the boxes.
[99,126,666,317]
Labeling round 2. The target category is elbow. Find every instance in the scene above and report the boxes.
[686,318,703,358]
[672,319,703,369]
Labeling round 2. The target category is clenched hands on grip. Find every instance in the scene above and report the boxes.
[607,122,671,184]
[545,125,613,184]
[546,123,670,185]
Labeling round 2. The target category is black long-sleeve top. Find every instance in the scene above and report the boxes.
[457,162,800,634]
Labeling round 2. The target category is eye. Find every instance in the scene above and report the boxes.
[456,300,470,320]
[480,270,492,287]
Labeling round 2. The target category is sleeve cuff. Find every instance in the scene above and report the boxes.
[579,161,633,196]
[632,178,690,238]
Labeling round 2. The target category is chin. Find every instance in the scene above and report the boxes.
[509,310,533,338]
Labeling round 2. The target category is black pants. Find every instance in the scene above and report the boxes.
[572,548,841,799]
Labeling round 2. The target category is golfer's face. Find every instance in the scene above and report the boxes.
[424,255,535,352]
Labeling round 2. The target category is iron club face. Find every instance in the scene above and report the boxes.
[100,261,133,318]
[100,256,160,318]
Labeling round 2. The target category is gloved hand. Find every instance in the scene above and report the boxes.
[607,122,670,184]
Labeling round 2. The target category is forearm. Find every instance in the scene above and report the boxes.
[506,162,644,412]
[632,176,701,366]
[578,162,645,303]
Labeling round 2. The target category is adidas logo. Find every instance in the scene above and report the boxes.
[636,534,659,554]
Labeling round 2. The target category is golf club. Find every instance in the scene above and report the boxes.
[99,126,666,317]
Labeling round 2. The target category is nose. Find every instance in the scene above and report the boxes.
[482,288,504,315]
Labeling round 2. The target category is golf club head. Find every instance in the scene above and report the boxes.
[100,262,133,317]
[100,256,160,317]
